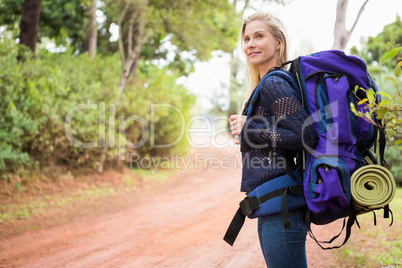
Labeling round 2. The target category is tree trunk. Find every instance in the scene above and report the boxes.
[83,0,98,58]
[227,49,240,116]
[332,0,369,51]
[97,0,149,173]
[19,0,42,56]
[116,0,148,107]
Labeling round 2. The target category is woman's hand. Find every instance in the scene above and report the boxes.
[229,115,247,145]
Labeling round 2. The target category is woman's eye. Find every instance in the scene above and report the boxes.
[257,34,263,38]
[244,37,250,42]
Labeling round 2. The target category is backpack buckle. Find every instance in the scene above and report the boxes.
[288,185,303,193]
[239,196,259,216]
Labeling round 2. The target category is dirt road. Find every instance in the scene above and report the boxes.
[0,136,340,267]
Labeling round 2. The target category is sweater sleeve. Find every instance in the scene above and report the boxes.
[242,76,317,150]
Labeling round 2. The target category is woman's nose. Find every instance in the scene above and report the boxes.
[247,40,256,49]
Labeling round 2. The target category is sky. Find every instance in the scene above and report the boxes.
[183,0,402,113]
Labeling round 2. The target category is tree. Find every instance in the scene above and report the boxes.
[99,0,237,87]
[83,0,98,57]
[94,0,239,172]
[0,0,88,53]
[332,0,369,51]
[19,0,42,56]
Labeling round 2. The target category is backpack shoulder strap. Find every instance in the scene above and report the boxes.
[242,67,301,117]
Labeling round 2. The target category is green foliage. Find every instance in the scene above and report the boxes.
[384,146,402,187]
[119,61,196,158]
[0,0,24,27]
[0,37,38,172]
[351,45,402,186]
[102,0,240,76]
[40,0,86,49]
[1,0,240,77]
[351,16,402,185]
[0,0,86,50]
[0,37,118,172]
[0,37,195,174]
[0,0,232,177]
[351,15,402,72]
[154,0,239,60]
[351,46,401,146]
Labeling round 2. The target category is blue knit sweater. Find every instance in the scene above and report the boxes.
[239,75,318,192]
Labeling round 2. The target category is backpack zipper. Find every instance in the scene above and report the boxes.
[314,163,346,193]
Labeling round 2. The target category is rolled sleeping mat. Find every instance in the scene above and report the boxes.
[350,165,396,213]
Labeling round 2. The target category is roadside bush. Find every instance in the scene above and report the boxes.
[0,39,40,173]
[119,61,195,159]
[0,38,195,177]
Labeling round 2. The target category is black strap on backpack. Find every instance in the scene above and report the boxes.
[223,184,303,246]
[305,211,358,250]
[378,127,388,168]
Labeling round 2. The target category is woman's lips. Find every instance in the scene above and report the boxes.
[248,52,260,57]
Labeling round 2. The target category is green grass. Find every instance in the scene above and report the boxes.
[0,166,179,228]
[337,187,402,267]
[0,186,118,224]
[130,166,176,181]
[0,213,11,224]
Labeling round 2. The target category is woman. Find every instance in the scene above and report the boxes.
[229,12,317,267]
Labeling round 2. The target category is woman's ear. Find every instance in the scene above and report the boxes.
[276,40,281,50]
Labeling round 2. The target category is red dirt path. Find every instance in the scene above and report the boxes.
[0,136,343,268]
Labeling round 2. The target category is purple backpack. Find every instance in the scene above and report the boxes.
[290,50,389,248]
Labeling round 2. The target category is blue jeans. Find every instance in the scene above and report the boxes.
[258,208,308,268]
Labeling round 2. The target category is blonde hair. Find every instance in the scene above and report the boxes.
[240,12,288,93]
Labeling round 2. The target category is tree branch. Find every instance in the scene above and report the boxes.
[118,2,129,63]
[348,0,369,34]
[242,0,250,14]
[127,8,136,57]
[125,0,149,78]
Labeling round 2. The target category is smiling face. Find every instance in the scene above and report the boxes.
[242,20,281,78]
